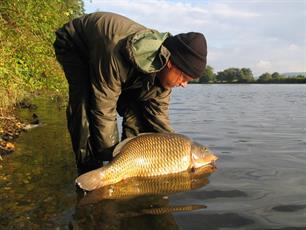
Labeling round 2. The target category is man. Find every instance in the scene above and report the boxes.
[53,12,207,175]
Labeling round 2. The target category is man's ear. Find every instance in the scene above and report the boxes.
[166,59,173,69]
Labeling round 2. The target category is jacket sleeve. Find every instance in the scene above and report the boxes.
[141,87,174,133]
[119,84,173,139]
[89,53,121,160]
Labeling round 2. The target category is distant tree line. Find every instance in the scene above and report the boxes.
[256,72,306,83]
[191,66,306,84]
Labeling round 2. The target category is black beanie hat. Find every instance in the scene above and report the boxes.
[163,32,207,79]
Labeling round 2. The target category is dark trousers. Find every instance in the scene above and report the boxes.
[54,49,102,174]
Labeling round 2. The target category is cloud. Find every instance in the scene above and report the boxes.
[288,43,299,51]
[256,60,272,72]
[83,0,306,76]
[207,2,259,18]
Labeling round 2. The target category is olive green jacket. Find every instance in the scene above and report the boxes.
[55,12,174,154]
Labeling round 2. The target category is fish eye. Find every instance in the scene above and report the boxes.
[201,147,207,151]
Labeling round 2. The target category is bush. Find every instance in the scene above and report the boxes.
[0,0,84,108]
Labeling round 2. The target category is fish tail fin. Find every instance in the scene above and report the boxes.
[75,168,106,191]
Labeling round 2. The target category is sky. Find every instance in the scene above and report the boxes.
[83,0,306,76]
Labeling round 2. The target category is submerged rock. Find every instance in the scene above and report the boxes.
[0,99,42,156]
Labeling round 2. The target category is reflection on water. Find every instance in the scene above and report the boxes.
[73,196,181,230]
[1,85,306,229]
[73,169,213,229]
[78,166,213,204]
[72,166,214,228]
[175,212,255,229]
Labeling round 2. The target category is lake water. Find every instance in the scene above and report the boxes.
[0,84,305,229]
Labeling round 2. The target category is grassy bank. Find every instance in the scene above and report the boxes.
[0,0,84,110]
[0,1,84,151]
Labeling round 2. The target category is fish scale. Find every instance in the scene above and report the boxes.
[108,134,191,179]
[76,133,217,191]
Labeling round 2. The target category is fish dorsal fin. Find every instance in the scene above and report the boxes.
[137,132,155,136]
[113,137,135,157]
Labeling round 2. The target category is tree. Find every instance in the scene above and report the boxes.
[216,68,240,83]
[258,73,272,83]
[239,68,254,83]
[216,70,226,83]
[271,72,280,82]
[226,68,240,83]
[199,65,215,83]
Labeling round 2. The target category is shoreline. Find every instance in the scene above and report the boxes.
[0,108,23,156]
[0,101,40,156]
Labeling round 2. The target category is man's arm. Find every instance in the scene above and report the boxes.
[142,87,174,133]
[119,85,173,140]
[89,55,121,161]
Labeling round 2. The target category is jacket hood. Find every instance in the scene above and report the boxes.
[123,30,171,74]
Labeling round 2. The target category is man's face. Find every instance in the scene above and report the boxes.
[158,61,194,89]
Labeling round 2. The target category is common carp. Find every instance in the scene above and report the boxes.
[76,133,218,191]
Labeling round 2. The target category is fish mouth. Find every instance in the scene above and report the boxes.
[192,160,217,169]
[208,159,218,167]
[191,162,217,176]
[192,153,218,169]
[211,156,218,165]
